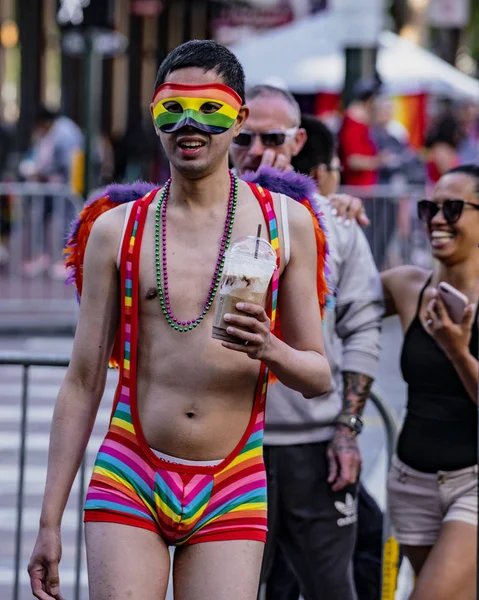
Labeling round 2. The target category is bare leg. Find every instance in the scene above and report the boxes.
[85,522,171,600]
[403,545,432,577]
[173,540,264,600]
[410,521,477,600]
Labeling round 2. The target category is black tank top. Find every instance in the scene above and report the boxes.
[399,275,478,472]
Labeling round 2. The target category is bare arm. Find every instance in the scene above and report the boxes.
[347,154,379,171]
[341,372,374,417]
[39,210,121,527]
[328,223,381,490]
[328,372,374,492]
[261,199,331,397]
[29,209,124,598]
[222,198,331,398]
[380,269,399,318]
[450,351,478,404]
[381,266,428,319]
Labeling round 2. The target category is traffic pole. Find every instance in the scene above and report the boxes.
[82,28,103,200]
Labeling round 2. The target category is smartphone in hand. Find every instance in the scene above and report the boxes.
[437,282,469,324]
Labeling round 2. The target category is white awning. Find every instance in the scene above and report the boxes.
[230,13,479,99]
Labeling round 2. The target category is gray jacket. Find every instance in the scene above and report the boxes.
[264,194,384,445]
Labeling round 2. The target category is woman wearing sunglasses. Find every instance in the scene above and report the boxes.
[381,164,478,600]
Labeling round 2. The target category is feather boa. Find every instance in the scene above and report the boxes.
[64,181,156,298]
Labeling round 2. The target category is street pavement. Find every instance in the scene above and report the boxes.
[0,319,412,600]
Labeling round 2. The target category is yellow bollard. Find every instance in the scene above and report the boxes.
[382,536,400,600]
[70,149,85,196]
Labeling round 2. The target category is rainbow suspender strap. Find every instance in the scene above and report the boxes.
[119,192,157,398]
[247,182,281,389]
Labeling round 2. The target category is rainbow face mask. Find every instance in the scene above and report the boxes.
[152,83,242,135]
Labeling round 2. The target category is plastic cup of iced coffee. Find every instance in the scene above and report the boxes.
[212,235,277,343]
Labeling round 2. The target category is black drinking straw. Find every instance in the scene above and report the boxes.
[254,224,262,259]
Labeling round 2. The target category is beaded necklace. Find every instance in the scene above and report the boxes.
[154,171,238,332]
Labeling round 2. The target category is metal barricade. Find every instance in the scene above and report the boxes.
[0,353,86,600]
[337,184,433,273]
[0,183,83,332]
[0,181,434,334]
[2,353,404,600]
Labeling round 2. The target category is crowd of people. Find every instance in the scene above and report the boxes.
[0,108,114,277]
[1,63,478,281]
[14,39,479,600]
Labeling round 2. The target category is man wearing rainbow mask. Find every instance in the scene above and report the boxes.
[152,82,242,135]
[28,40,331,600]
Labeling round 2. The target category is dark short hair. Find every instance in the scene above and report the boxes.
[154,40,246,104]
[245,84,301,126]
[292,115,335,175]
[426,115,460,149]
[352,78,382,102]
[36,106,58,124]
[445,164,479,194]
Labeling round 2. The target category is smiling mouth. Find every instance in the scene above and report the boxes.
[177,140,206,150]
[430,230,456,246]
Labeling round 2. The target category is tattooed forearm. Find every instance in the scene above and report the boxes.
[341,371,374,416]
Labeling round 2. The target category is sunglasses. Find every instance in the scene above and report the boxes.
[417,198,479,225]
[325,163,344,174]
[232,128,297,148]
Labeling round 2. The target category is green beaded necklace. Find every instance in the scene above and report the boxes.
[154,171,238,332]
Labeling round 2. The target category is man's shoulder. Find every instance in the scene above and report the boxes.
[382,265,430,306]
[90,203,128,240]
[271,191,310,220]
[94,189,159,230]
[240,169,317,228]
[382,265,429,289]
[270,192,319,246]
[240,167,317,204]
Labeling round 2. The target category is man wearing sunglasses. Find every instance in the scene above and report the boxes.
[231,85,306,174]
[231,91,384,600]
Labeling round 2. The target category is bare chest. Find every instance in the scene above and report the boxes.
[137,201,272,321]
[128,200,271,392]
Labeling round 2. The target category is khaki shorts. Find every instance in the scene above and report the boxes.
[387,455,478,547]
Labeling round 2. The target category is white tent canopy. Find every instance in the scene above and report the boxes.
[230,13,479,99]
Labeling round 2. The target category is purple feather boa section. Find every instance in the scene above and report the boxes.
[64,181,157,293]
[241,166,317,202]
[106,181,157,203]
[66,181,157,249]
